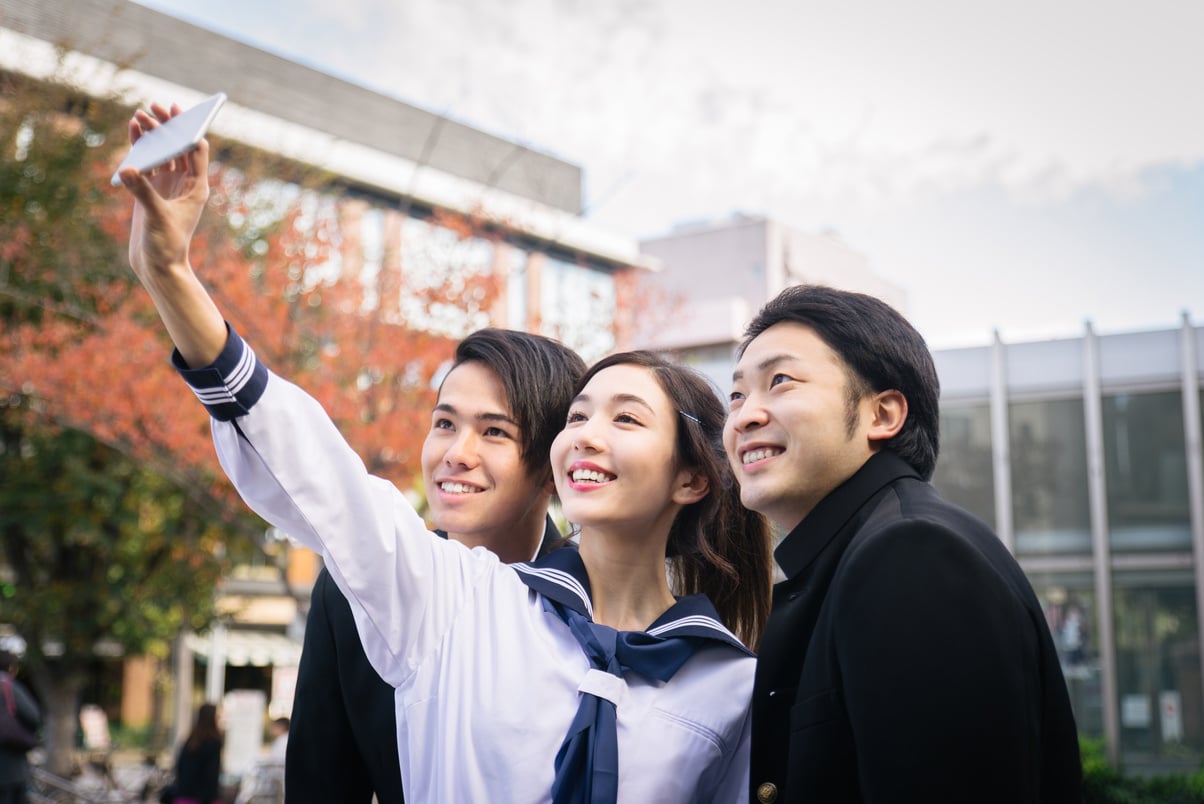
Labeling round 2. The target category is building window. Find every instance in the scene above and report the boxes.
[931,402,995,527]
[679,345,742,406]
[1104,391,1191,552]
[1009,398,1092,555]
[506,247,529,331]
[399,217,494,338]
[1113,571,1203,770]
[540,257,616,362]
[293,190,343,288]
[359,206,385,312]
[1028,572,1103,739]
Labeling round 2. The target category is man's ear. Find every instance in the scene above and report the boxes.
[542,468,557,497]
[867,389,907,444]
[671,468,710,506]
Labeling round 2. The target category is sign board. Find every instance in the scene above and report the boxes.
[270,665,298,720]
[1121,694,1151,728]
[222,689,266,777]
[1160,690,1183,742]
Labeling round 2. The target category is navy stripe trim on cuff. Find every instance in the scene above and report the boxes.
[171,323,269,421]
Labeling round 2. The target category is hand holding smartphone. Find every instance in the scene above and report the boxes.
[110,92,227,187]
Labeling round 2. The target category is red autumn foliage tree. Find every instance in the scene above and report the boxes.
[0,71,501,772]
[9,169,468,509]
[4,136,503,529]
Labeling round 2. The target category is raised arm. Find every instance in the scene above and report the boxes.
[116,103,226,368]
[112,103,498,684]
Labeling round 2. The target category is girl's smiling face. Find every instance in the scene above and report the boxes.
[552,363,703,539]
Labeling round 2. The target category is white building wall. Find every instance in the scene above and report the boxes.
[634,214,907,360]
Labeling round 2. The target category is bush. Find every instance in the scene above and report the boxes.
[1081,737,1204,804]
[108,723,153,750]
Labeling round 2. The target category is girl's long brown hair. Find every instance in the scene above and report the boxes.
[578,352,773,649]
[184,702,223,751]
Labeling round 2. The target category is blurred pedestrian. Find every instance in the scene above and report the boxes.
[165,703,222,804]
[265,718,288,764]
[234,717,289,804]
[0,649,39,804]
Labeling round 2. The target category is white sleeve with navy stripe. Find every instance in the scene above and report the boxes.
[174,324,495,684]
[174,325,754,803]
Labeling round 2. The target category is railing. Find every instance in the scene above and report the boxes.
[29,759,279,804]
[232,760,285,804]
[30,766,139,804]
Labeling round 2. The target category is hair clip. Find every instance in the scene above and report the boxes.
[679,411,701,424]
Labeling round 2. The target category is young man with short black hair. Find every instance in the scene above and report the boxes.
[725,284,1082,803]
[286,328,585,803]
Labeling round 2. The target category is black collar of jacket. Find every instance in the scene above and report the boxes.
[434,514,561,559]
[773,451,920,580]
[538,515,562,557]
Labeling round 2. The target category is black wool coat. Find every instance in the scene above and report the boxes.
[750,452,1082,803]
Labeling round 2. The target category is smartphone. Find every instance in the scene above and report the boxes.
[110,92,227,187]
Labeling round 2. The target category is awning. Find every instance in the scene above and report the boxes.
[186,629,303,668]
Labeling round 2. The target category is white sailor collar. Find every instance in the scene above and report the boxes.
[513,544,753,656]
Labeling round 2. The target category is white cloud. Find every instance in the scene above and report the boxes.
[140,0,1204,201]
[135,0,1204,343]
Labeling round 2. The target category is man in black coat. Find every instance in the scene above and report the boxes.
[723,285,1082,803]
[286,328,584,803]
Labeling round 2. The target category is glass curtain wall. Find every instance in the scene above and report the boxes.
[1028,572,1104,739]
[1103,391,1191,552]
[1113,571,1203,770]
[927,332,1204,771]
[931,402,995,527]
[1009,398,1092,555]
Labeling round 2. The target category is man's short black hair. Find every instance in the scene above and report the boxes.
[451,329,586,473]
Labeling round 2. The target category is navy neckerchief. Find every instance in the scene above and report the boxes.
[513,545,752,804]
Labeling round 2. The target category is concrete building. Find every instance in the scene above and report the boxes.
[0,0,654,358]
[0,0,651,750]
[634,214,906,391]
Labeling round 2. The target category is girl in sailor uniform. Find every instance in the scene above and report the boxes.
[117,104,773,804]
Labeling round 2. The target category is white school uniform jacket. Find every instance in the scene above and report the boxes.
[176,327,755,803]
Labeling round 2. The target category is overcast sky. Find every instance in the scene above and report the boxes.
[135,0,1204,348]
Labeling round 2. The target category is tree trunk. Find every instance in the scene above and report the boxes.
[30,666,85,778]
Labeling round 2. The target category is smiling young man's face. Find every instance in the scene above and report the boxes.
[724,322,878,531]
[420,360,551,561]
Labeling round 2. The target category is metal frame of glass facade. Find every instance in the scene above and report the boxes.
[1183,314,1204,760]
